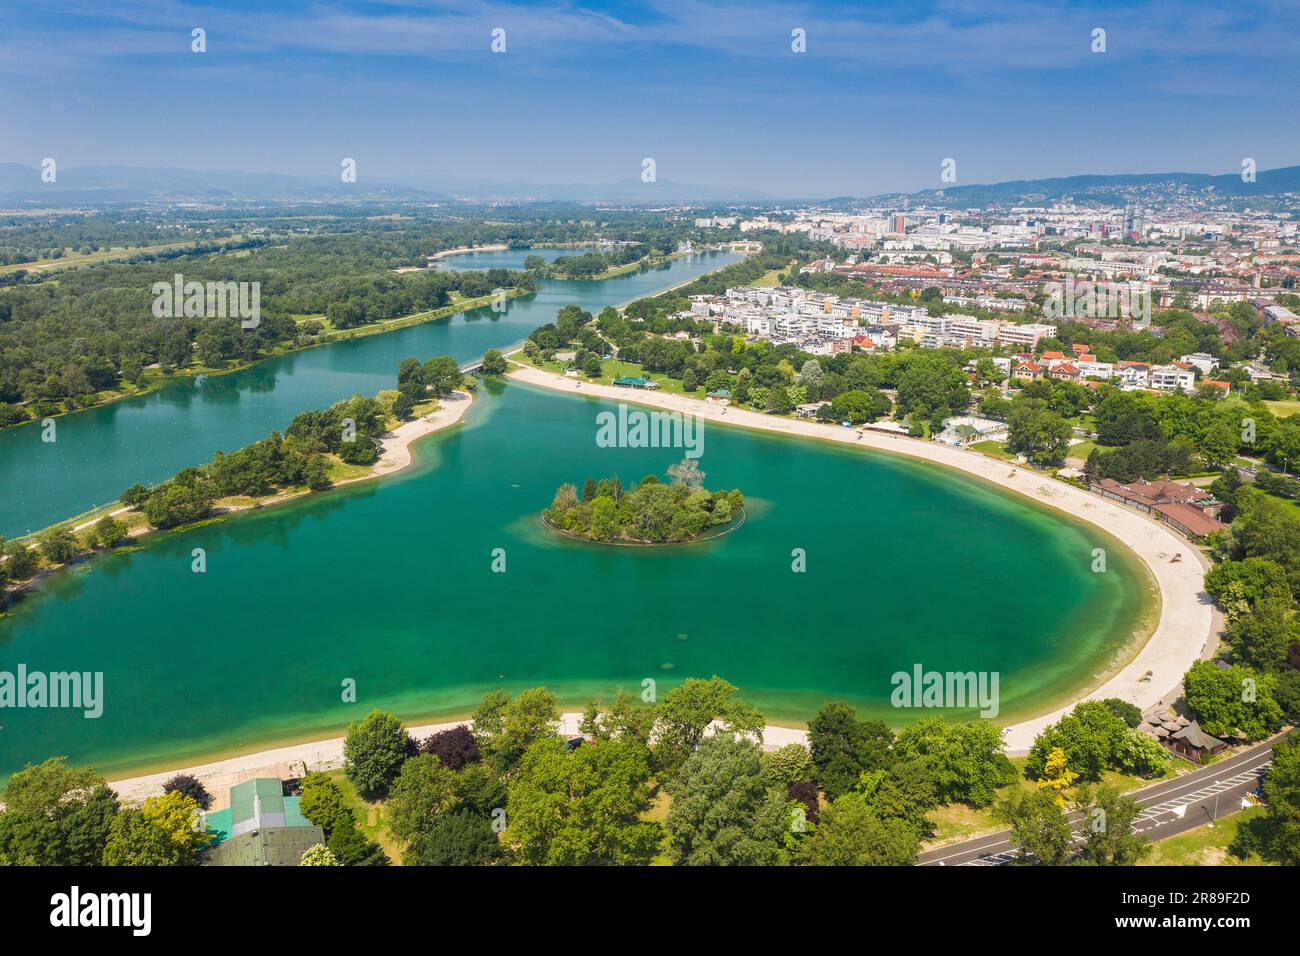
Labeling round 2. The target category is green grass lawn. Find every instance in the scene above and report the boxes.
[971,439,1016,461]
[1139,806,1274,866]
[753,265,790,288]
[321,769,405,865]
[1066,439,1099,463]
[0,237,242,276]
[1262,399,1300,417]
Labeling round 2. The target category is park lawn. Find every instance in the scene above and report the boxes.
[595,359,693,395]
[0,236,243,276]
[1139,806,1275,866]
[1066,439,1099,463]
[326,459,377,483]
[1262,399,1300,417]
[753,265,789,288]
[321,769,405,865]
[971,439,1016,461]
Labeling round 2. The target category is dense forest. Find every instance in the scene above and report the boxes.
[0,207,735,425]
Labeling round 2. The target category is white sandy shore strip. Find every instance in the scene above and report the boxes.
[428,244,508,260]
[110,713,804,808]
[506,364,1214,753]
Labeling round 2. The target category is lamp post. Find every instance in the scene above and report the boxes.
[1209,781,1223,827]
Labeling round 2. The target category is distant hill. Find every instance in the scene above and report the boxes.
[0,164,769,204]
[0,164,441,202]
[891,165,1300,206]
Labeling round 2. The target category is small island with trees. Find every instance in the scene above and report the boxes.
[543,461,744,544]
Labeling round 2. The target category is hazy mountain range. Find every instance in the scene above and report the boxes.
[0,162,1297,206]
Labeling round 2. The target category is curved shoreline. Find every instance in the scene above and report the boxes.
[98,365,1210,802]
[1,392,474,604]
[505,363,1214,753]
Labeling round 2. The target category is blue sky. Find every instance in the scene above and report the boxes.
[3,0,1298,196]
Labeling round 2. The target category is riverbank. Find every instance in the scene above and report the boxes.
[0,392,474,603]
[0,286,517,436]
[505,362,1215,754]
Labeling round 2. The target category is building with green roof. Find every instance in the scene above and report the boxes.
[202,777,324,866]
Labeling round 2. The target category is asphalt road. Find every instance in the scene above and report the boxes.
[918,740,1276,866]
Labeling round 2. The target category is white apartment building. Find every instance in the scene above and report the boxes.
[1179,352,1219,375]
[1150,364,1197,393]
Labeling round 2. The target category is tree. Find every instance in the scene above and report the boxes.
[893,717,1014,807]
[36,526,79,565]
[422,355,463,396]
[391,391,416,420]
[486,687,560,773]
[826,388,892,424]
[420,725,481,771]
[143,481,215,529]
[343,709,411,798]
[896,356,969,420]
[300,844,341,866]
[162,773,212,810]
[298,774,389,865]
[1224,596,1295,672]
[2,538,39,582]
[1077,786,1150,865]
[1231,734,1300,864]
[102,809,182,866]
[1036,747,1079,806]
[1099,697,1143,728]
[120,482,151,510]
[481,348,508,375]
[139,791,209,865]
[763,743,814,786]
[1026,701,1131,780]
[1007,401,1073,466]
[664,734,789,866]
[505,737,658,865]
[996,788,1073,865]
[807,701,894,801]
[0,757,119,866]
[803,792,921,866]
[1183,660,1284,740]
[387,754,460,843]
[91,515,128,549]
[404,810,502,866]
[653,676,765,777]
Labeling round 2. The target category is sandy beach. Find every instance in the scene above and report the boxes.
[428,244,508,260]
[109,712,808,807]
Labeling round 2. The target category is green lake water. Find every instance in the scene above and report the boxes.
[0,381,1152,778]
[0,250,742,536]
